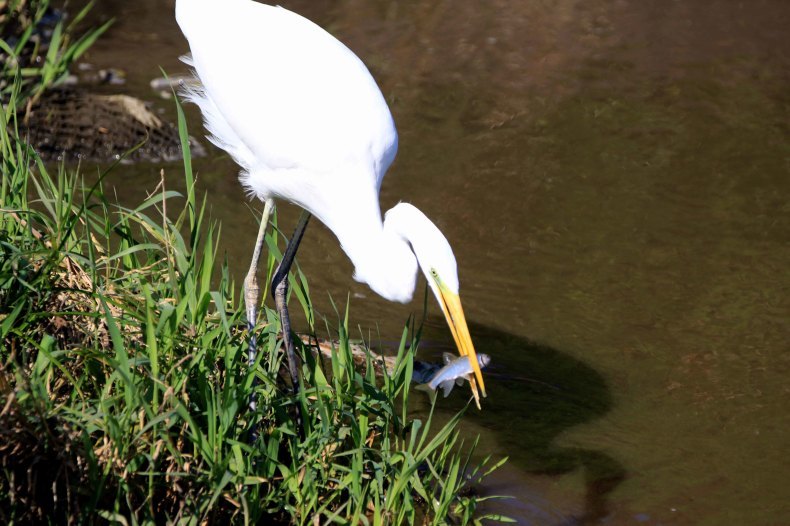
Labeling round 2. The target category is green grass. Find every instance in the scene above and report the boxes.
[0,78,509,522]
[1,0,111,108]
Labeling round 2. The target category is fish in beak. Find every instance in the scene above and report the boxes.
[432,277,487,408]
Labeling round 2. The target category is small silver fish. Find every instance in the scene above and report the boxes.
[427,353,491,398]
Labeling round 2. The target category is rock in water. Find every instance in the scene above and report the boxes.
[24,88,206,163]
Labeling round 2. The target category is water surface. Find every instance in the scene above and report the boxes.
[80,1,790,523]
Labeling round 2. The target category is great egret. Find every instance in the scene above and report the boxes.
[175,0,486,413]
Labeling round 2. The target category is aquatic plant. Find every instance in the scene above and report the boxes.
[0,91,508,523]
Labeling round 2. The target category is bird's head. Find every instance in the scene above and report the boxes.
[385,203,487,403]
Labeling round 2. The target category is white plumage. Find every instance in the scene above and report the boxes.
[176,0,487,401]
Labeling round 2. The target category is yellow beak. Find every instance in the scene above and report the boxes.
[435,283,487,408]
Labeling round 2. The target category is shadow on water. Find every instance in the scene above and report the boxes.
[416,320,625,524]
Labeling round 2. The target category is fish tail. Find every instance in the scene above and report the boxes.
[414,382,438,403]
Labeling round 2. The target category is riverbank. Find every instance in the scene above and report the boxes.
[0,3,506,522]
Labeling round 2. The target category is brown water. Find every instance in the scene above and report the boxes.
[79,0,790,523]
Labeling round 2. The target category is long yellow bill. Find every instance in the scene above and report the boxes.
[435,283,487,408]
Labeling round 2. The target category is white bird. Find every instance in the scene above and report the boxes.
[175,0,486,411]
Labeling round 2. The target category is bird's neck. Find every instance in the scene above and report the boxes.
[333,205,419,304]
[335,201,451,304]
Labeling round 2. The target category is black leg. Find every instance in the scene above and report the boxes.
[271,210,311,435]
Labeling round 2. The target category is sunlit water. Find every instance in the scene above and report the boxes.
[78,0,790,523]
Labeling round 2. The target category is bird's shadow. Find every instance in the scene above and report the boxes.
[414,320,625,525]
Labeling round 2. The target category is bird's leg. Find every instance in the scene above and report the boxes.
[244,197,275,418]
[271,210,311,434]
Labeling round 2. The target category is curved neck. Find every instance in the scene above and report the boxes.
[333,207,419,304]
[322,198,453,304]
[343,201,458,305]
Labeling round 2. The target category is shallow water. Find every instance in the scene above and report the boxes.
[79,0,790,523]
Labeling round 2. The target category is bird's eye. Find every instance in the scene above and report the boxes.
[430,269,439,278]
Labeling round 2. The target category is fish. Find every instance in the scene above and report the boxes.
[411,359,443,385]
[423,352,491,398]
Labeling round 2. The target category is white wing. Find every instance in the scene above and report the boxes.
[176,0,398,192]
